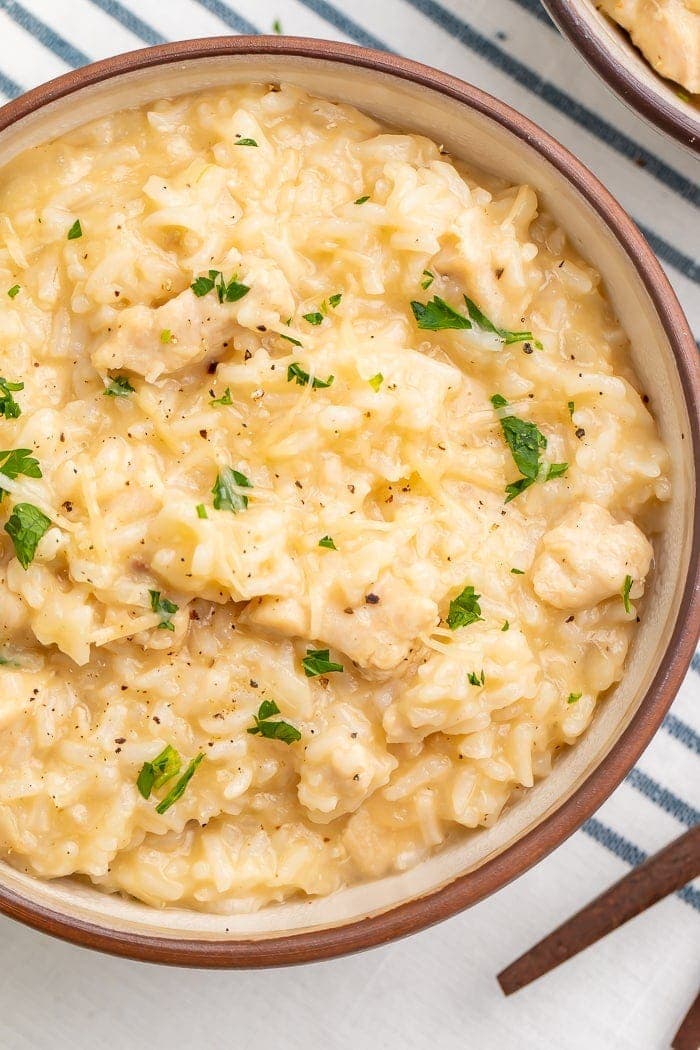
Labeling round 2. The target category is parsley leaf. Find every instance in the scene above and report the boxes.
[247,699,301,744]
[0,448,42,484]
[501,620,509,631]
[104,375,134,397]
[137,744,181,799]
[464,296,541,347]
[368,373,383,392]
[155,753,204,814]
[272,17,282,32]
[319,535,337,549]
[468,669,485,686]
[287,362,334,389]
[0,378,24,420]
[7,285,20,299]
[411,296,471,331]
[511,568,525,575]
[354,195,370,205]
[67,219,82,240]
[421,270,434,290]
[212,467,252,512]
[567,400,575,418]
[235,138,258,147]
[160,329,173,344]
[302,648,344,677]
[328,293,342,308]
[447,585,483,630]
[191,270,250,303]
[490,394,567,502]
[621,575,633,614]
[4,503,51,569]
[567,692,582,705]
[149,589,178,631]
[210,387,233,406]
[303,311,324,326]
[279,332,303,347]
[196,503,208,519]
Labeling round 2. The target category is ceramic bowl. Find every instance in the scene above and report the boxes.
[542,0,699,152]
[0,36,697,967]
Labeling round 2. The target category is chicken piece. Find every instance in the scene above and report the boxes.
[600,0,700,93]
[298,704,397,823]
[531,501,653,611]
[91,256,295,382]
[247,572,439,674]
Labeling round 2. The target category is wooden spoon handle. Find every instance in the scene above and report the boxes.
[498,824,700,995]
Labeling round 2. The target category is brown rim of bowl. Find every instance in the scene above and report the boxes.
[541,0,699,153]
[0,36,698,969]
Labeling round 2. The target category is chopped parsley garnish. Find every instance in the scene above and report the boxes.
[446,585,483,630]
[196,503,208,519]
[247,699,301,744]
[464,297,542,348]
[272,18,283,33]
[354,195,370,205]
[567,401,575,418]
[490,394,568,502]
[421,270,435,290]
[235,138,258,147]
[319,535,337,550]
[279,332,303,347]
[210,387,233,406]
[104,375,134,397]
[567,692,582,705]
[621,575,633,614]
[0,448,42,490]
[511,567,524,575]
[212,467,252,512]
[0,378,24,419]
[160,329,173,344]
[468,669,485,686]
[302,648,344,677]
[149,589,178,631]
[4,503,51,569]
[368,373,383,392]
[7,285,20,299]
[191,269,250,303]
[501,620,509,631]
[328,293,342,308]
[303,311,324,326]
[411,295,471,331]
[155,753,204,814]
[67,219,82,240]
[287,362,334,389]
[137,744,181,799]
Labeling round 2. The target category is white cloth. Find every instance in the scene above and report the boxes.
[0,2,697,1048]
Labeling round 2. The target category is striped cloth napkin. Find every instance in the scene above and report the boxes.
[0,3,697,1049]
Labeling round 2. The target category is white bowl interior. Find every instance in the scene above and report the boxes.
[0,52,694,943]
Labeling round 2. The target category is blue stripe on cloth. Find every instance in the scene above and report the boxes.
[85,0,166,45]
[625,768,700,828]
[294,0,392,50]
[692,650,700,673]
[637,224,699,284]
[0,69,22,98]
[583,818,700,911]
[399,0,699,206]
[663,713,700,755]
[189,0,259,35]
[508,0,554,25]
[0,0,90,68]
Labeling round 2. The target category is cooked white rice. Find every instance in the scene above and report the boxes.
[0,84,669,912]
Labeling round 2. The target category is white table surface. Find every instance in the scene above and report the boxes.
[0,1,698,1047]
